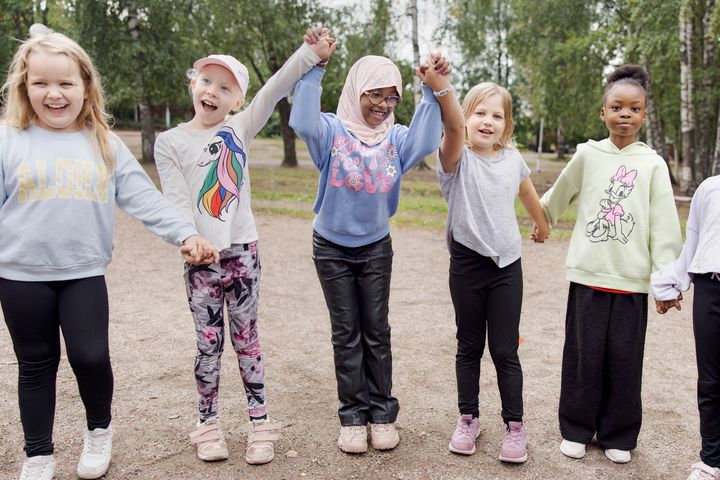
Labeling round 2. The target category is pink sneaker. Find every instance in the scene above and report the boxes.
[448,414,480,455]
[499,421,527,463]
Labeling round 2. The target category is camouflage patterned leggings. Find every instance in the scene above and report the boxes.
[184,242,267,422]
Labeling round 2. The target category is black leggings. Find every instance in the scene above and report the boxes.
[694,273,720,467]
[449,239,524,422]
[0,276,113,457]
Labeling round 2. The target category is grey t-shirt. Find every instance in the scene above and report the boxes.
[437,146,531,267]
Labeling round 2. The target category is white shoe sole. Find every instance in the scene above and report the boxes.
[499,452,528,463]
[604,449,631,463]
[448,442,476,455]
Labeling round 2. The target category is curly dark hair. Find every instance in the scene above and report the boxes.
[603,64,649,102]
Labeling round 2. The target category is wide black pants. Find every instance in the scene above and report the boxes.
[312,231,398,426]
[449,239,524,421]
[0,276,113,457]
[694,273,720,467]
[559,282,647,450]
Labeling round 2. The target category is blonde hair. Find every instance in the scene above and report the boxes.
[461,82,515,150]
[0,24,115,174]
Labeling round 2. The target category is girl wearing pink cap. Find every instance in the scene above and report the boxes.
[291,40,458,454]
[154,30,334,465]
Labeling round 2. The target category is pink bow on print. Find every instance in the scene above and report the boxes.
[612,165,637,186]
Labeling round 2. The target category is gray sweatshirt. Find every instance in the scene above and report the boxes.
[0,124,197,281]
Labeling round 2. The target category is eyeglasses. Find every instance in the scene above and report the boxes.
[364,91,401,108]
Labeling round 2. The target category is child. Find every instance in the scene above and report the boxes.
[0,25,217,480]
[539,64,682,463]
[153,28,335,465]
[290,39,453,453]
[651,175,720,480]
[434,78,549,463]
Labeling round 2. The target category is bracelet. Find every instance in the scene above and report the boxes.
[316,58,329,68]
[433,85,454,97]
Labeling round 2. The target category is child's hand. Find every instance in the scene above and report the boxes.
[304,26,336,66]
[655,294,682,314]
[416,53,451,93]
[180,235,220,265]
[531,221,550,243]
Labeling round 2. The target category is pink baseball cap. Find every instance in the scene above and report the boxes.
[193,54,250,95]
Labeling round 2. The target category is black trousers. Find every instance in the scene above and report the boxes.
[559,282,647,450]
[312,231,398,426]
[694,273,720,467]
[0,276,113,457]
[449,239,524,422]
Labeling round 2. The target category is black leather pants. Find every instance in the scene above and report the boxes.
[312,231,399,426]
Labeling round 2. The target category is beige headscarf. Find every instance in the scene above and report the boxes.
[336,55,403,146]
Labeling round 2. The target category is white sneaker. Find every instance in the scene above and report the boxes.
[604,448,631,463]
[77,425,113,479]
[560,439,586,459]
[19,455,55,480]
[687,461,720,480]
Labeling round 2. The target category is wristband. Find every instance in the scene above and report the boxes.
[317,58,329,68]
[433,85,454,97]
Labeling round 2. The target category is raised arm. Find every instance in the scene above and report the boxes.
[239,33,332,139]
[417,53,465,173]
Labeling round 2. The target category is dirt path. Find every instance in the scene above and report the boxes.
[0,211,699,480]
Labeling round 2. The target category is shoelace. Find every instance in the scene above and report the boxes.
[373,424,390,433]
[457,419,475,437]
[349,425,367,437]
[21,461,50,480]
[504,426,523,447]
[84,431,110,455]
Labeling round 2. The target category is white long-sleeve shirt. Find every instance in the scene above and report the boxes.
[154,43,320,250]
[651,175,720,300]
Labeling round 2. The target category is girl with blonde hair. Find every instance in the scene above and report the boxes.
[0,24,217,480]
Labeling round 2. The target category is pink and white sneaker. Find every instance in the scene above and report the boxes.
[448,414,480,455]
[499,421,527,463]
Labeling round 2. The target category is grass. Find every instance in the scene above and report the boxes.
[248,163,578,240]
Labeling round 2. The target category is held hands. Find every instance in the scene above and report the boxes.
[304,27,337,66]
[180,235,220,265]
[415,52,452,92]
[531,220,550,243]
[655,293,683,314]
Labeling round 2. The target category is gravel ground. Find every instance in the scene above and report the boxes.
[0,211,699,480]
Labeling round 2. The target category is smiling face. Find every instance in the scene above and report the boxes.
[188,64,244,130]
[359,86,399,127]
[26,51,86,132]
[601,83,646,149]
[465,94,506,157]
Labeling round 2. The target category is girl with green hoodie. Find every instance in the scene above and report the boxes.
[538,65,682,464]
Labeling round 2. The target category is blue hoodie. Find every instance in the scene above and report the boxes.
[290,67,441,247]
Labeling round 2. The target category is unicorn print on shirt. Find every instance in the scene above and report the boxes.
[328,135,400,194]
[586,165,637,244]
[196,126,247,221]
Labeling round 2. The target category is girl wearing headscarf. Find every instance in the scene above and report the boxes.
[291,39,459,454]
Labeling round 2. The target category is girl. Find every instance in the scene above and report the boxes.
[652,175,720,480]
[154,28,335,465]
[434,79,549,462]
[290,39,453,453]
[0,25,217,480]
[540,65,682,463]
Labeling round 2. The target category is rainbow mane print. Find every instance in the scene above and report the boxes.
[197,127,247,221]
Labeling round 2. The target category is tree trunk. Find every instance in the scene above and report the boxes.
[408,0,429,170]
[679,0,695,191]
[713,99,720,176]
[278,97,297,167]
[695,0,715,185]
[556,124,565,160]
[644,65,677,185]
[138,97,155,163]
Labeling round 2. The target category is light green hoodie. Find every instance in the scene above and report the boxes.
[540,138,682,293]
